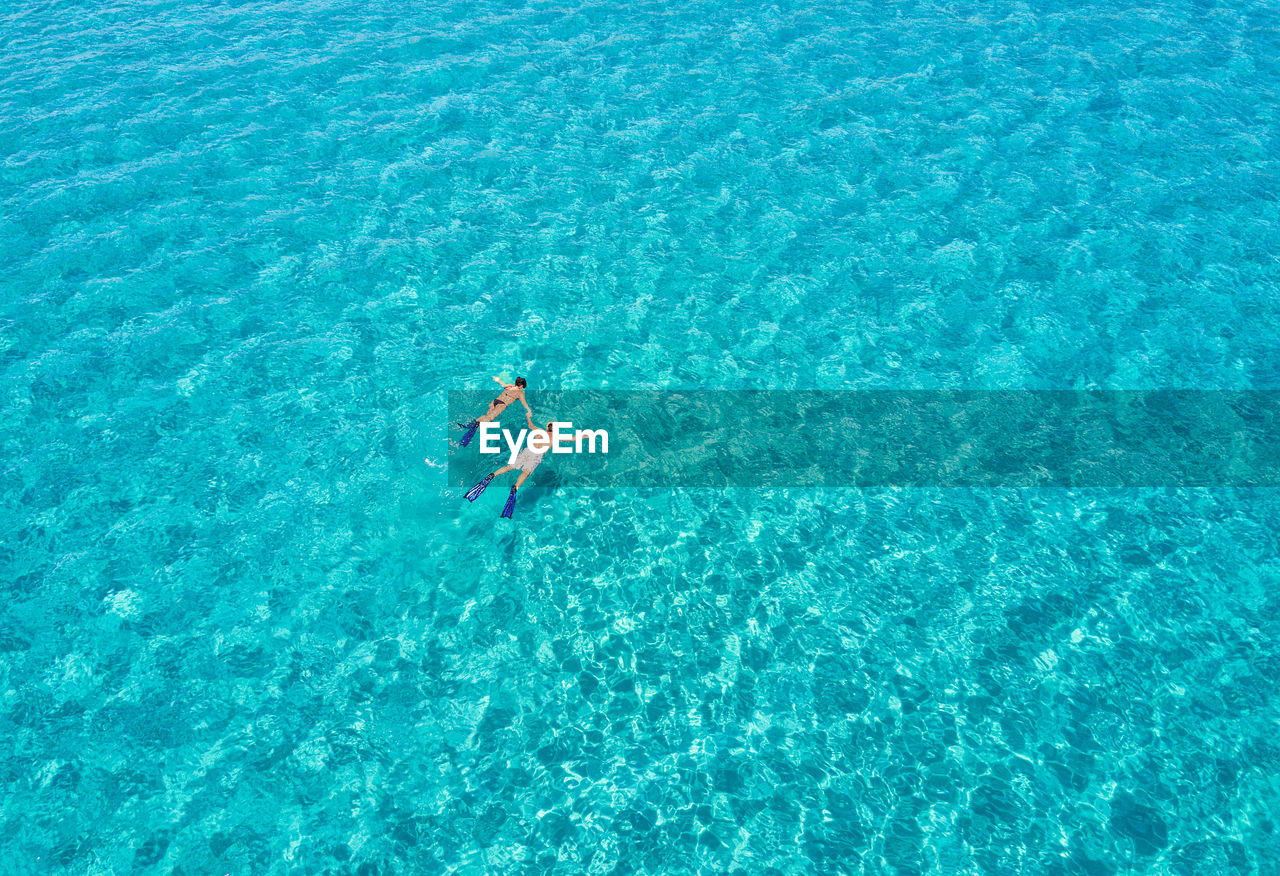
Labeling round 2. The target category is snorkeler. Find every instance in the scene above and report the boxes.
[464,410,553,518]
[458,375,531,447]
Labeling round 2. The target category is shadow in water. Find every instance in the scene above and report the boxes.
[520,468,563,506]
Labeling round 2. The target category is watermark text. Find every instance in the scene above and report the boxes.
[477,422,609,464]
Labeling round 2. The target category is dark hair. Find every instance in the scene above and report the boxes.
[515,377,527,388]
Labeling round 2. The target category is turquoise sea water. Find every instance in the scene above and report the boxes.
[4,0,1280,871]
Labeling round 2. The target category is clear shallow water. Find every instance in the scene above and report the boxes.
[3,0,1279,871]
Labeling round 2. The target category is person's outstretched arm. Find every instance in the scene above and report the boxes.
[492,375,510,388]
[519,391,532,415]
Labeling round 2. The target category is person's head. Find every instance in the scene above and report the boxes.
[515,377,527,388]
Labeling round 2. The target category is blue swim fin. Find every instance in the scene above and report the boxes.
[459,419,480,447]
[500,487,517,518]
[465,473,494,502]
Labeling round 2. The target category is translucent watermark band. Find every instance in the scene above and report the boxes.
[448,391,1280,488]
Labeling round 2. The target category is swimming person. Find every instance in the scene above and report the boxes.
[458,375,531,446]
[463,411,552,518]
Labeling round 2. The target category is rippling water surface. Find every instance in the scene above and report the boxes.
[3,0,1280,871]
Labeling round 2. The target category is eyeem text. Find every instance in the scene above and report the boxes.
[477,422,609,464]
